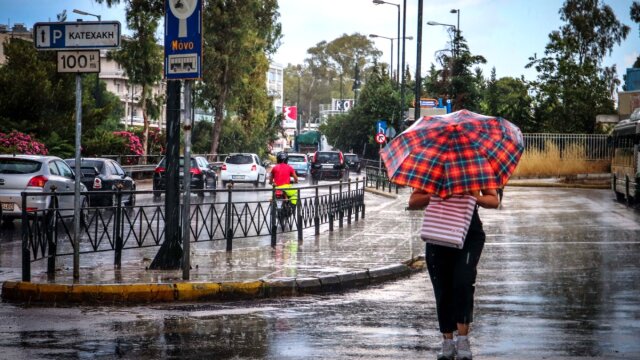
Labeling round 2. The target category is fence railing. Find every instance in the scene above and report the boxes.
[20,179,365,282]
[522,133,611,160]
[364,165,400,194]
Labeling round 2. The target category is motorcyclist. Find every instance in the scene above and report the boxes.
[269,152,299,205]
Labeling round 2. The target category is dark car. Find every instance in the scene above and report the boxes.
[153,156,217,199]
[65,157,136,207]
[344,153,361,174]
[309,150,348,184]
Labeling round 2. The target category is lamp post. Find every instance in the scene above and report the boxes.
[72,8,101,21]
[372,0,400,85]
[73,9,102,106]
[427,21,457,110]
[369,34,414,81]
[450,9,460,57]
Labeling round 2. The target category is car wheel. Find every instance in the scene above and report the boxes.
[311,176,318,185]
[80,197,90,229]
[126,186,136,207]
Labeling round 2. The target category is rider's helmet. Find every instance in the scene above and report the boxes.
[276,152,288,164]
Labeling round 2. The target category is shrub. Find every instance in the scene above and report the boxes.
[0,130,48,155]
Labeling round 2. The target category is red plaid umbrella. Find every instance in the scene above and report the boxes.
[380,109,524,197]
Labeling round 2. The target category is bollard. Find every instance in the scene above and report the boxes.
[226,183,234,251]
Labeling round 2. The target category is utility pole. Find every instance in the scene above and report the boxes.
[414,0,423,123]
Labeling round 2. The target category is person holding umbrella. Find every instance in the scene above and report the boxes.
[381,110,524,360]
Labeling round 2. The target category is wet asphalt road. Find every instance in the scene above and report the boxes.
[1,186,640,359]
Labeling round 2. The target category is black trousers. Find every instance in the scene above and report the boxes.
[425,209,486,333]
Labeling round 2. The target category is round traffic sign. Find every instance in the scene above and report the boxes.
[375,132,386,144]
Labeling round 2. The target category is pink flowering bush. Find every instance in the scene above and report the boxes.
[0,130,48,155]
[112,131,144,164]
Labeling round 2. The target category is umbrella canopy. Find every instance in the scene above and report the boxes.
[380,109,524,197]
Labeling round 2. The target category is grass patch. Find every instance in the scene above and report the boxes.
[514,141,610,177]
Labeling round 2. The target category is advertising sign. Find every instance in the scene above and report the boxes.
[165,0,203,79]
[34,21,120,50]
[283,106,297,129]
[418,98,438,108]
[332,98,354,111]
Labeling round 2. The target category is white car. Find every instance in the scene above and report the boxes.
[220,153,267,187]
[0,154,88,223]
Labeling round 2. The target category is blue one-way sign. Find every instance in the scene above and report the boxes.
[33,21,121,50]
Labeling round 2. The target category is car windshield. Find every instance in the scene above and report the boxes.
[345,155,358,161]
[226,155,253,165]
[288,155,306,163]
[0,159,42,174]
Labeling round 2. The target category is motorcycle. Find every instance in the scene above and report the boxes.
[273,181,296,231]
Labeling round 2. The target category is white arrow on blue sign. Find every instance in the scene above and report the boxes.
[376,120,387,134]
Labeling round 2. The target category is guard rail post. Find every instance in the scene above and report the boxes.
[21,193,30,282]
[225,183,233,251]
[328,185,334,232]
[271,186,277,247]
[347,178,352,225]
[361,178,366,220]
[314,186,320,235]
[354,178,359,222]
[296,187,303,242]
[114,186,123,269]
[46,189,59,279]
[339,180,344,228]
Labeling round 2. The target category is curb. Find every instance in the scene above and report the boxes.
[506,182,609,189]
[1,257,425,305]
[364,187,398,199]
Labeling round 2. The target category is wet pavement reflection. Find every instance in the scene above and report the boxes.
[1,187,640,359]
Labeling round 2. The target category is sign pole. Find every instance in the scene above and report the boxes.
[182,80,192,280]
[73,74,82,281]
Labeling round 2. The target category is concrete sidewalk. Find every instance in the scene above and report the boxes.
[1,176,609,304]
[1,187,427,304]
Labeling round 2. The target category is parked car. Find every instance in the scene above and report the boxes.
[287,153,310,177]
[220,153,267,187]
[0,154,88,223]
[344,153,361,174]
[65,158,136,207]
[153,156,217,199]
[309,150,348,184]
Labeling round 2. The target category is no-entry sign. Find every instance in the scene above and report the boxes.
[375,132,386,144]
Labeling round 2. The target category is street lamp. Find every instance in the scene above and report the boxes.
[450,9,460,57]
[372,0,400,84]
[369,34,413,80]
[72,9,101,22]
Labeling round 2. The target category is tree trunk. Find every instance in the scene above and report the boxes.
[210,97,225,156]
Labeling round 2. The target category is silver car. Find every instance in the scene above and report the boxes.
[0,154,88,222]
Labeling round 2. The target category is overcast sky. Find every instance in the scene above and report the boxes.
[3,0,638,84]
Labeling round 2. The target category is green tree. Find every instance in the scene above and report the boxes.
[0,38,121,157]
[527,0,629,133]
[197,0,282,155]
[320,65,398,157]
[98,0,164,160]
[631,1,640,67]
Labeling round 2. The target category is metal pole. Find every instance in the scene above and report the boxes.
[414,0,423,123]
[389,39,394,81]
[130,84,134,127]
[400,0,407,130]
[182,80,192,280]
[396,4,400,85]
[73,74,82,281]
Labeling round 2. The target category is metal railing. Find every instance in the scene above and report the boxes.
[20,178,365,282]
[522,133,611,160]
[364,166,400,194]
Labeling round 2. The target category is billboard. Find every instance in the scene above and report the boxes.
[283,106,297,129]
